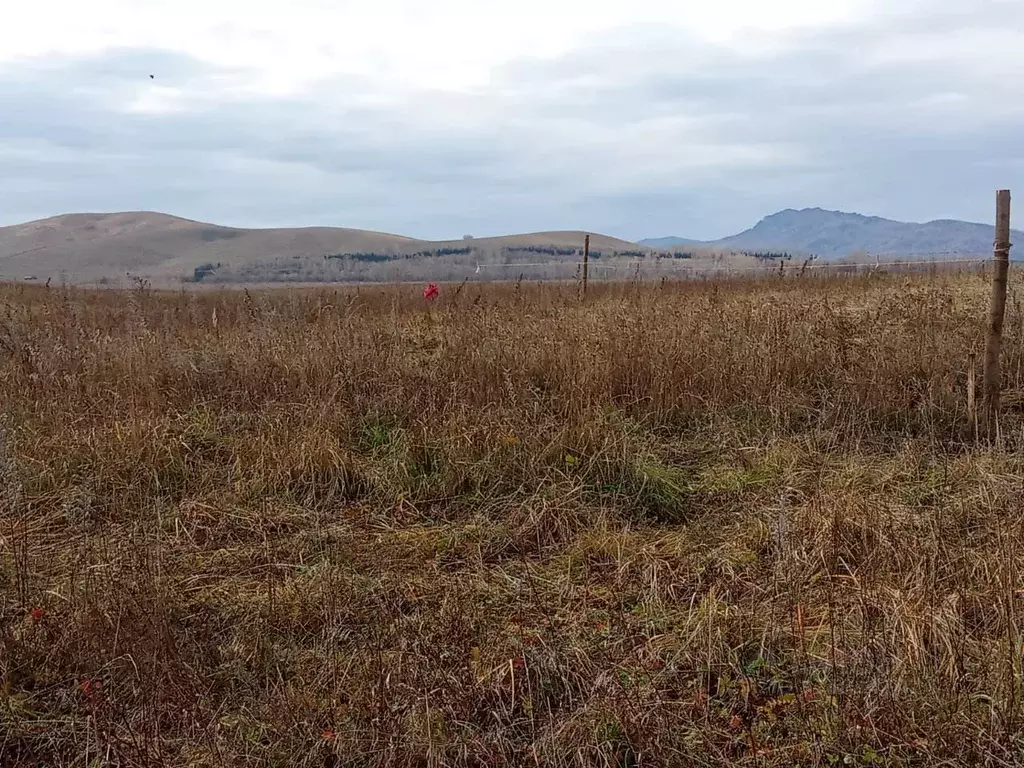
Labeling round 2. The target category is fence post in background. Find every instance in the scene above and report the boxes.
[983,189,1012,439]
[582,234,590,297]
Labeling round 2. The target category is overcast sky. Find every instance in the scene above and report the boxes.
[1,0,1021,240]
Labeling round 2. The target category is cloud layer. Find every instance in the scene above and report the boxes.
[2,0,1022,240]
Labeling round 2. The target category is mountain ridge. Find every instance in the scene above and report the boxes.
[641,207,1023,258]
[0,211,643,284]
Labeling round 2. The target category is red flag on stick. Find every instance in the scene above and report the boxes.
[423,283,439,301]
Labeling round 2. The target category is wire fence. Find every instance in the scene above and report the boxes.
[464,256,1018,280]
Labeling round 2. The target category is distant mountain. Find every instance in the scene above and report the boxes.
[0,212,642,284]
[643,208,1023,258]
[637,236,703,249]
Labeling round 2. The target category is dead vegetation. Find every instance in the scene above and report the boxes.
[2,271,1024,766]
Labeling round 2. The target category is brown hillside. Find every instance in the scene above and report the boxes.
[0,212,641,284]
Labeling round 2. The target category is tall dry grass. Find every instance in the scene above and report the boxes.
[2,271,1024,766]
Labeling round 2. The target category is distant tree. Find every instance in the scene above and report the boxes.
[741,250,791,261]
[193,263,218,281]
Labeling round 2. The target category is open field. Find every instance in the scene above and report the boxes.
[3,272,1024,766]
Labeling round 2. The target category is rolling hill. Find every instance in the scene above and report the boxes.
[634,235,704,249]
[0,212,644,284]
[641,208,1023,258]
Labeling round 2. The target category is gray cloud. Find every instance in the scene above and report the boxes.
[1,4,1022,241]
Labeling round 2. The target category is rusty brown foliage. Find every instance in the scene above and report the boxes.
[3,272,1024,766]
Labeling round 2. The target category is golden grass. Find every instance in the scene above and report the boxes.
[3,272,1024,766]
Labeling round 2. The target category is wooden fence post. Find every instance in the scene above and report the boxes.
[582,234,590,297]
[983,189,1012,438]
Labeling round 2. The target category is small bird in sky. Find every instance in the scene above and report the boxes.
[149,74,154,79]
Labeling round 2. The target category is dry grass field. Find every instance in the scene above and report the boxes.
[3,271,1024,766]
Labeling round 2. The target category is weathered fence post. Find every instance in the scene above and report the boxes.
[982,189,1012,438]
[582,234,590,297]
